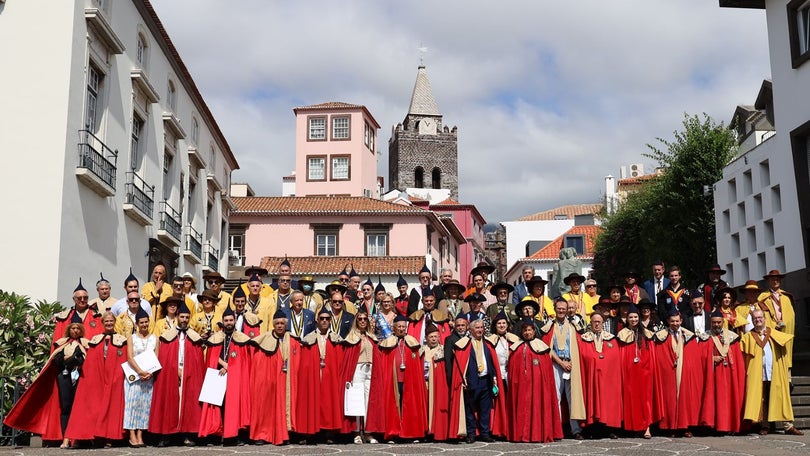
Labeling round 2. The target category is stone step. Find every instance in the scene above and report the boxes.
[794,417,810,429]
[792,395,810,405]
[792,385,810,396]
[792,405,810,417]
[791,376,810,386]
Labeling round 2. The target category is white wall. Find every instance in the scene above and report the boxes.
[501,219,575,274]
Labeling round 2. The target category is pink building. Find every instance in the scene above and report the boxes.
[229,196,466,287]
[293,102,381,198]
[411,197,488,287]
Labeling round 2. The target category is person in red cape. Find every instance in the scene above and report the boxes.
[53,279,102,351]
[617,304,655,438]
[485,311,518,439]
[149,300,206,446]
[408,290,452,344]
[232,285,263,337]
[699,309,745,434]
[507,318,562,442]
[578,313,623,438]
[198,306,252,444]
[249,308,300,446]
[64,312,126,447]
[296,306,343,442]
[5,322,88,448]
[339,309,377,443]
[652,307,707,437]
[449,315,504,443]
[422,323,450,441]
[366,314,427,442]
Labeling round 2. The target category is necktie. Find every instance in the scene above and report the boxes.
[473,339,485,373]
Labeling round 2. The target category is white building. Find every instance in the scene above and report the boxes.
[0,0,239,302]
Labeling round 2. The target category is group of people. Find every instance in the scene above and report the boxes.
[2,259,804,448]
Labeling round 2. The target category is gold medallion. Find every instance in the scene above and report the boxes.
[90,321,97,328]
[230,351,237,358]
[117,349,123,356]
[128,374,136,382]
[532,359,539,366]
[607,342,613,348]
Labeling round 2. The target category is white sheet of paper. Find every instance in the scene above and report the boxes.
[120,350,162,384]
[344,381,366,417]
[199,368,228,406]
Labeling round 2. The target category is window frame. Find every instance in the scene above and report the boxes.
[788,0,810,68]
[306,155,327,181]
[311,223,342,256]
[130,113,144,171]
[166,80,177,112]
[564,235,585,255]
[331,115,351,141]
[330,154,351,181]
[307,115,327,141]
[191,117,200,145]
[85,61,105,133]
[362,224,391,257]
[135,33,148,70]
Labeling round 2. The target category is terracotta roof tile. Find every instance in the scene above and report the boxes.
[259,256,425,275]
[517,204,603,221]
[434,198,461,205]
[294,101,365,110]
[233,196,423,214]
[617,174,659,186]
[526,225,602,260]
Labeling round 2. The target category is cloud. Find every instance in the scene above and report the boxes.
[151,0,770,222]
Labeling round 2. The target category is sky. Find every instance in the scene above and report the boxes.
[151,0,770,223]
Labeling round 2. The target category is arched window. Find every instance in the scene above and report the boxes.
[166,80,176,112]
[432,167,441,189]
[414,166,424,188]
[136,33,148,69]
[191,117,199,145]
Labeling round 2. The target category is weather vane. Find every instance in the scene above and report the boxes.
[418,43,428,66]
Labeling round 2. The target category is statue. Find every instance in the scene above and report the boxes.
[551,247,581,298]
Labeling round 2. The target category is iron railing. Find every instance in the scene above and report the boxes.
[77,129,117,189]
[125,172,154,219]
[185,226,203,259]
[159,201,181,241]
[0,376,23,446]
[205,243,219,271]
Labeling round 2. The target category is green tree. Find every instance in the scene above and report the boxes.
[593,113,738,288]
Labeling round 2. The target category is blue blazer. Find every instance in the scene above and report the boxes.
[643,277,670,306]
[334,311,355,338]
[284,308,315,337]
[512,282,529,305]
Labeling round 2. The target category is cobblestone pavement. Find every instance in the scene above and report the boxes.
[2,434,810,456]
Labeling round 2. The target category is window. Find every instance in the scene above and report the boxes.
[130,114,144,170]
[136,34,148,69]
[307,156,326,181]
[364,123,370,146]
[332,116,350,140]
[414,166,424,188]
[432,167,441,189]
[85,63,103,133]
[331,155,350,180]
[166,80,176,112]
[209,145,216,172]
[564,235,585,255]
[369,128,375,152]
[788,0,810,67]
[308,116,326,140]
[312,224,341,256]
[191,117,199,145]
[367,233,387,256]
[162,153,173,200]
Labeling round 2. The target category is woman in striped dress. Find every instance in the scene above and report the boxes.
[124,308,158,447]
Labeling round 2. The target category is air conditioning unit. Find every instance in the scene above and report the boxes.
[228,249,240,258]
[629,163,644,177]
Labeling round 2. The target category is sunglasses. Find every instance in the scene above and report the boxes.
[127,298,140,302]
[586,285,597,288]
[206,279,221,284]
[331,300,344,304]
[318,317,331,321]
[74,296,89,301]
[356,317,368,322]
[279,279,291,283]
[172,283,183,288]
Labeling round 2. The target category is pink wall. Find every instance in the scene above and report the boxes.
[294,108,378,197]
[233,214,431,266]
[429,205,486,284]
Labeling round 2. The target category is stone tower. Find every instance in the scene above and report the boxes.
[388,65,458,198]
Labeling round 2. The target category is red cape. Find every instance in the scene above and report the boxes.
[652,330,706,430]
[4,339,87,440]
[198,331,252,438]
[149,329,206,435]
[448,337,507,438]
[507,339,562,442]
[52,309,103,351]
[407,312,452,344]
[249,333,297,445]
[338,339,361,433]
[425,348,450,440]
[366,335,427,439]
[296,333,343,434]
[699,334,745,432]
[578,333,623,428]
[618,334,655,431]
[65,334,127,440]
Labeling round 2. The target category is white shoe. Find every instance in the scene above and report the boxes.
[354,435,363,444]
[368,437,378,444]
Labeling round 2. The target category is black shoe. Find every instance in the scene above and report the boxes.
[156,440,167,448]
[183,439,196,447]
[479,435,494,443]
[465,435,475,444]
[254,439,267,446]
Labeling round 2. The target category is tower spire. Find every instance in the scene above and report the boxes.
[407,64,440,117]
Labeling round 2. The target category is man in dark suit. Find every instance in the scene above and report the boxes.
[327,290,355,338]
[593,298,620,336]
[680,291,710,336]
[511,266,535,305]
[454,316,497,443]
[656,266,691,318]
[642,261,670,309]
[408,264,445,315]
[284,290,315,338]
[444,315,469,387]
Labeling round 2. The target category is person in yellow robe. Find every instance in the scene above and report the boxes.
[116,291,154,336]
[233,266,274,299]
[192,289,224,339]
[525,276,555,320]
[141,262,172,316]
[740,309,803,435]
[734,280,773,333]
[757,270,795,369]
[202,271,233,313]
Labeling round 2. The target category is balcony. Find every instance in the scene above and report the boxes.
[184,226,203,264]
[157,201,182,246]
[76,129,117,197]
[123,172,154,226]
[207,170,224,193]
[84,7,125,54]
[162,112,186,139]
[203,242,219,272]
[188,145,206,169]
[228,250,245,267]
[130,69,159,104]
